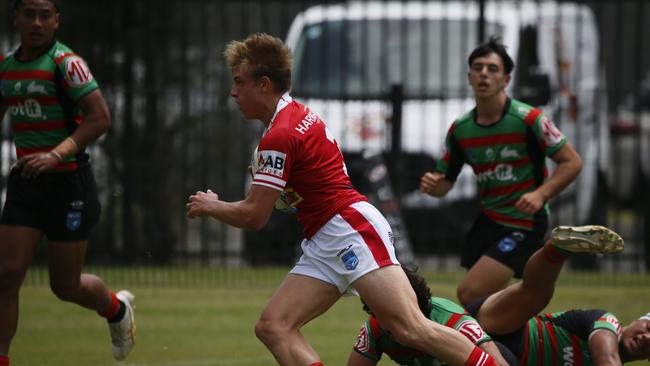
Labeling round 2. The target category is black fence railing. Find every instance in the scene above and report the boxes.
[1,0,649,273]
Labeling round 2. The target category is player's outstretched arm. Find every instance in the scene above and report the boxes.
[588,330,622,366]
[186,185,279,230]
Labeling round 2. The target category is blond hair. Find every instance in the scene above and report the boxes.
[224,33,292,93]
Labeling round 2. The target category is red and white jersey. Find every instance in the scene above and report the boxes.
[252,93,367,238]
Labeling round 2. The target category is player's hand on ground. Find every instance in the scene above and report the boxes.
[186,189,220,219]
[515,191,544,215]
[420,171,445,195]
[16,152,61,178]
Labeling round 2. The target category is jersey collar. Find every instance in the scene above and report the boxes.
[265,92,292,135]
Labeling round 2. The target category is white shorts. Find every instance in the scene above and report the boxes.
[290,201,400,294]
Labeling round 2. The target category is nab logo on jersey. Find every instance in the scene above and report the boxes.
[457,320,485,343]
[64,56,94,88]
[257,150,286,178]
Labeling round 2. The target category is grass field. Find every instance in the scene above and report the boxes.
[9,268,650,366]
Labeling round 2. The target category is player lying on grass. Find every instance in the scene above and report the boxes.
[348,266,516,366]
[467,225,648,366]
[349,226,649,366]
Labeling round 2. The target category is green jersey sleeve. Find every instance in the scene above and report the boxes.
[435,121,465,181]
[430,297,492,346]
[352,317,383,361]
[54,47,98,103]
[591,312,622,339]
[528,109,567,157]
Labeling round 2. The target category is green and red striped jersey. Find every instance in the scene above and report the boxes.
[0,40,98,171]
[435,98,566,231]
[519,310,621,366]
[353,297,492,365]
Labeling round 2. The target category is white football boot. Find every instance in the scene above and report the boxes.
[109,290,136,360]
[551,225,624,254]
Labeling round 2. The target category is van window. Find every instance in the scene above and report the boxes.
[292,19,503,100]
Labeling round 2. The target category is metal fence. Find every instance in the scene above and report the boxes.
[1,0,649,275]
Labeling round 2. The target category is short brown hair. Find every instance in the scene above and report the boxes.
[224,33,292,93]
[468,37,515,75]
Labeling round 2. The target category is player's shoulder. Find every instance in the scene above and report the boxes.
[455,108,475,125]
[508,98,545,122]
[275,101,321,136]
[46,41,79,64]
[0,49,15,66]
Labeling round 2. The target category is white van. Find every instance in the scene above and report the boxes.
[285,1,608,225]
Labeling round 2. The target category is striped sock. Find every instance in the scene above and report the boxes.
[0,354,9,366]
[542,240,569,264]
[98,291,124,322]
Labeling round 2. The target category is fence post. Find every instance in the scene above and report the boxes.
[389,84,403,202]
[645,190,650,270]
[478,0,486,42]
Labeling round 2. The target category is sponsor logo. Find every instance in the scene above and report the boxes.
[476,163,516,183]
[27,81,47,94]
[354,325,370,353]
[66,211,82,231]
[500,146,520,159]
[457,320,485,343]
[256,150,286,178]
[70,200,85,210]
[562,346,574,366]
[498,236,517,252]
[338,244,359,270]
[64,56,94,88]
[540,116,564,147]
[14,81,22,94]
[10,98,44,119]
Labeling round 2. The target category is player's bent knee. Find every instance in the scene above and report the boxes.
[254,317,289,344]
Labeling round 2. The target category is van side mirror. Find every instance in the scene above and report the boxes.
[514,68,551,106]
[513,25,552,106]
